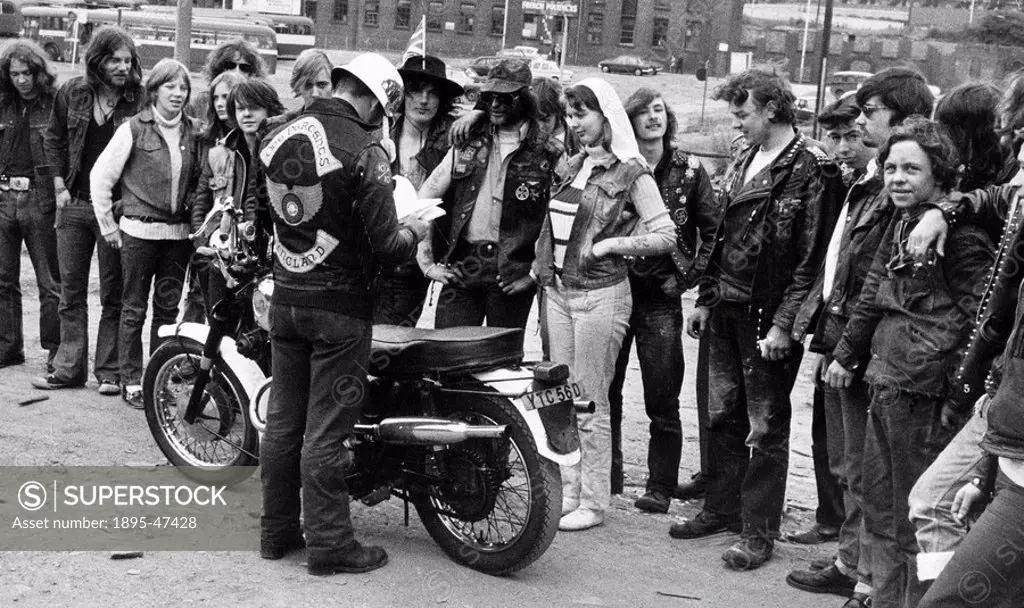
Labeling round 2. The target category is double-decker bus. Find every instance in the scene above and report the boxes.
[20,5,278,73]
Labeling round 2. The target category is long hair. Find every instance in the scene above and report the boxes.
[145,58,191,108]
[203,71,247,141]
[998,69,1024,154]
[564,84,611,150]
[0,39,56,104]
[935,82,1005,191]
[625,87,678,149]
[84,26,142,91]
[289,48,332,98]
[403,73,457,124]
[226,78,284,124]
[202,39,267,82]
[877,116,960,194]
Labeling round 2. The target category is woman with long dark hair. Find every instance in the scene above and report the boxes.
[191,79,282,312]
[90,58,200,408]
[533,78,676,531]
[935,82,1014,191]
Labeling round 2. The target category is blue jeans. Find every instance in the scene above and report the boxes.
[51,201,121,384]
[812,374,846,529]
[373,273,429,326]
[704,302,803,539]
[821,353,871,579]
[860,385,955,608]
[118,234,190,384]
[0,188,60,361]
[608,277,684,496]
[546,279,631,513]
[261,303,371,558]
[917,470,1024,608]
[435,242,535,342]
[909,396,990,581]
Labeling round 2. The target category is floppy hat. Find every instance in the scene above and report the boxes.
[397,55,464,100]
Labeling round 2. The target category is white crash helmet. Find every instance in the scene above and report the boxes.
[330,53,404,118]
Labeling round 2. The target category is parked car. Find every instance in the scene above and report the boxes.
[497,45,540,58]
[790,83,837,123]
[446,66,480,107]
[466,56,502,82]
[529,58,574,84]
[597,55,658,76]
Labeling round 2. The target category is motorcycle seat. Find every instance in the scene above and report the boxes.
[370,325,524,376]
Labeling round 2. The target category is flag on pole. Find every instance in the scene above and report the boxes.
[402,16,427,65]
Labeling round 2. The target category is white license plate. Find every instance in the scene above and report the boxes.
[520,382,582,411]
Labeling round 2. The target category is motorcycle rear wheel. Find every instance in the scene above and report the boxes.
[415,393,561,576]
[143,337,259,486]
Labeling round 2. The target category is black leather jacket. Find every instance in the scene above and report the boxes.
[259,97,417,320]
[698,134,842,335]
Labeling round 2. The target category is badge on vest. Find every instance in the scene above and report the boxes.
[267,181,324,226]
[515,183,531,201]
[273,227,341,273]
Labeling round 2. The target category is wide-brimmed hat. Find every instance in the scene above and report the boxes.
[397,54,464,100]
[480,58,532,94]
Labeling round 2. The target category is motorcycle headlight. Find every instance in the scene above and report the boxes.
[252,276,274,331]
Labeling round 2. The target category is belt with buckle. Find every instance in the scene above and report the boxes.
[0,176,32,191]
[455,240,499,260]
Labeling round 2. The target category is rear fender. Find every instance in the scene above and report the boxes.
[156,322,267,403]
[470,368,581,467]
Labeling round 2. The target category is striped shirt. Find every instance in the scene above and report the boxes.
[549,187,582,270]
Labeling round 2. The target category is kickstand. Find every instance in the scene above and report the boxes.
[402,487,410,526]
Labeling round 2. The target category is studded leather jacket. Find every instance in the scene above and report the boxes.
[697,134,843,335]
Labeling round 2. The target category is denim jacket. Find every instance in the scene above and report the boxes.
[0,91,56,208]
[698,134,843,334]
[832,207,995,397]
[119,108,199,223]
[534,154,649,290]
[432,120,565,283]
[43,76,145,188]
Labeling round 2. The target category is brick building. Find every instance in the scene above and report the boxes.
[293,0,719,67]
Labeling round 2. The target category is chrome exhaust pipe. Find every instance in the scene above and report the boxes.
[354,418,508,445]
[574,400,596,414]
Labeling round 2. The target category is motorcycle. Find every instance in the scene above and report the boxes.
[143,199,587,575]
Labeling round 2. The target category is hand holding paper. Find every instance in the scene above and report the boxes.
[393,175,445,222]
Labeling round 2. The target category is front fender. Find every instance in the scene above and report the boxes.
[156,322,267,404]
[471,368,582,468]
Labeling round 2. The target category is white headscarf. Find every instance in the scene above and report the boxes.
[575,78,643,165]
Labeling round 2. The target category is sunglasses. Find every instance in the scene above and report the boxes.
[480,92,520,106]
[225,61,253,74]
[860,104,888,118]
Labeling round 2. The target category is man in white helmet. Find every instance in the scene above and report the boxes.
[257,52,429,576]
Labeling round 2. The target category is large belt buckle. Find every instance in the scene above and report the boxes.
[9,177,30,191]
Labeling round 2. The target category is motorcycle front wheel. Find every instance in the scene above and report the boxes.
[415,393,561,576]
[142,337,259,486]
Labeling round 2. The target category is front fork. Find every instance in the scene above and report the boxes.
[183,300,237,424]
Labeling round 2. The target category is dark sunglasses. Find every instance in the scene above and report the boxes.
[225,61,253,74]
[480,92,520,106]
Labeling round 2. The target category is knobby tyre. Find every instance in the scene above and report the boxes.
[142,337,259,486]
[415,393,561,576]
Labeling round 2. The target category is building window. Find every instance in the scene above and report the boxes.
[303,0,316,18]
[621,0,636,16]
[652,16,668,47]
[427,1,444,32]
[522,13,540,40]
[619,16,634,45]
[332,0,347,23]
[395,0,411,29]
[586,12,602,45]
[490,4,503,36]
[458,2,475,34]
[363,1,379,26]
[653,0,669,10]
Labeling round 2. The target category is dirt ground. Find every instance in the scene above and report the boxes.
[1,56,834,608]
